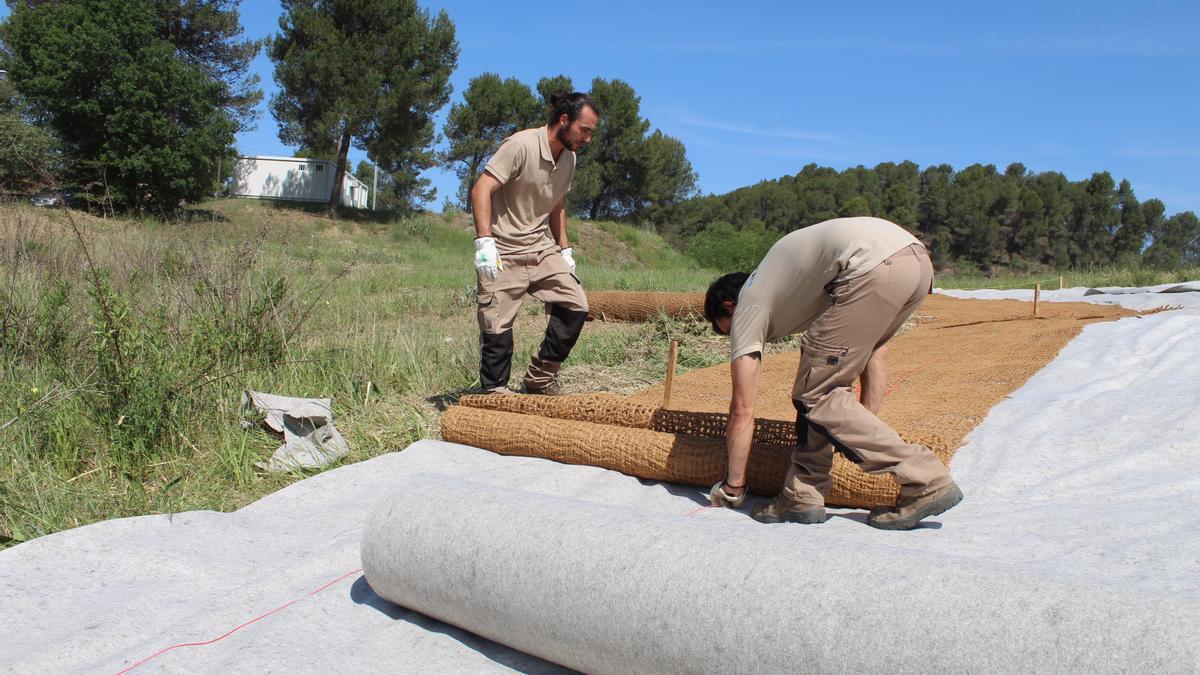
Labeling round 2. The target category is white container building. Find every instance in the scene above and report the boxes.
[231,155,370,209]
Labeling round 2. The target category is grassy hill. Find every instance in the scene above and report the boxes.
[3,198,1195,547]
[0,199,721,547]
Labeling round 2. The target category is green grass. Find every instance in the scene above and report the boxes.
[0,200,723,547]
[5,199,1195,548]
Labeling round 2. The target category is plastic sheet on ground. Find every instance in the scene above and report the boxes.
[241,389,350,472]
[937,279,1200,311]
[1084,281,1200,295]
[1,286,1198,672]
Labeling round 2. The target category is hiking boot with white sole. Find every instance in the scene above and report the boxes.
[751,499,827,524]
[867,482,963,530]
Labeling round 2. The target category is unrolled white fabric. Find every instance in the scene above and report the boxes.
[2,286,1198,673]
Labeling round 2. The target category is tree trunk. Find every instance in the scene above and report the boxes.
[328,122,353,214]
[589,181,610,221]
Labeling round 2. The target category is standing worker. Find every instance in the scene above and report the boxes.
[470,92,599,395]
[703,216,962,530]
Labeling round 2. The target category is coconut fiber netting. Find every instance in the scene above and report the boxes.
[585,291,705,322]
[443,295,1136,508]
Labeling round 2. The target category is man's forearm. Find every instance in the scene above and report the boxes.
[471,184,492,238]
[725,408,755,486]
[725,354,761,487]
[549,204,568,248]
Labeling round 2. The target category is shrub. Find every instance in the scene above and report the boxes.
[685,221,779,273]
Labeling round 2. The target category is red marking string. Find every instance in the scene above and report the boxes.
[115,567,363,674]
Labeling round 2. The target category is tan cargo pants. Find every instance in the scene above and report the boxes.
[476,246,588,391]
[783,244,953,507]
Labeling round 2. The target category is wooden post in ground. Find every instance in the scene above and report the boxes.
[663,339,679,409]
[1059,274,1064,290]
[1033,283,1041,317]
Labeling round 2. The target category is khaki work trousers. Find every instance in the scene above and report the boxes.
[783,244,953,507]
[477,247,587,333]
[476,246,588,391]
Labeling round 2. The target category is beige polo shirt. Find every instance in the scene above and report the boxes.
[483,126,575,255]
[729,217,922,361]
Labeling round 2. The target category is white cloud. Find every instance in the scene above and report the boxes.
[628,31,1200,59]
[675,115,845,144]
[684,137,852,164]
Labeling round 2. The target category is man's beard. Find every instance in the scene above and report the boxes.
[556,125,579,151]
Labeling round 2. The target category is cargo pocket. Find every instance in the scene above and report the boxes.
[476,292,496,333]
[794,339,851,402]
[824,278,850,306]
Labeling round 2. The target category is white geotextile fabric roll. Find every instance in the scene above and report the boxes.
[362,474,1200,674]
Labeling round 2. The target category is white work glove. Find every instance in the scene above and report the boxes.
[474,236,500,280]
[560,247,577,274]
[708,480,747,508]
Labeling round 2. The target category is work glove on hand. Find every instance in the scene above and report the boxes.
[708,480,747,508]
[560,247,577,275]
[474,236,500,280]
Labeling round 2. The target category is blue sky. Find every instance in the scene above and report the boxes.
[8,1,1200,215]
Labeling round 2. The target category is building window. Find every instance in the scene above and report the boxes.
[315,164,324,172]
[299,164,307,171]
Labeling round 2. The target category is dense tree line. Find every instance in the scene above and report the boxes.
[0,0,459,214]
[662,161,1200,272]
[441,72,697,221]
[1,0,1196,276]
[1,0,258,212]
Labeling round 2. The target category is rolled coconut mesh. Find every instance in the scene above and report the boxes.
[449,394,940,507]
[585,291,705,322]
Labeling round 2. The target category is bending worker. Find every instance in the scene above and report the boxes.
[470,92,598,395]
[704,216,962,530]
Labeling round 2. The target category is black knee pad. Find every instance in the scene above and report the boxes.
[480,329,514,390]
[538,305,588,363]
[793,398,863,464]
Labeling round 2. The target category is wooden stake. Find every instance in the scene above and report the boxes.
[1033,283,1041,317]
[364,380,373,407]
[663,339,678,409]
[1059,274,1064,290]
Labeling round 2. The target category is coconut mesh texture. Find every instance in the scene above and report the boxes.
[442,405,795,496]
[455,393,906,507]
[631,294,1135,505]
[458,393,798,447]
[445,295,1136,508]
[585,291,705,322]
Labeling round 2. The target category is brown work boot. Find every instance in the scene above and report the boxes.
[522,357,565,395]
[523,380,564,396]
[867,482,963,530]
[751,498,827,524]
[482,386,516,395]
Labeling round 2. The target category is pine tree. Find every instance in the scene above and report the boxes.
[3,0,239,212]
[568,78,696,221]
[441,73,541,209]
[270,0,458,213]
